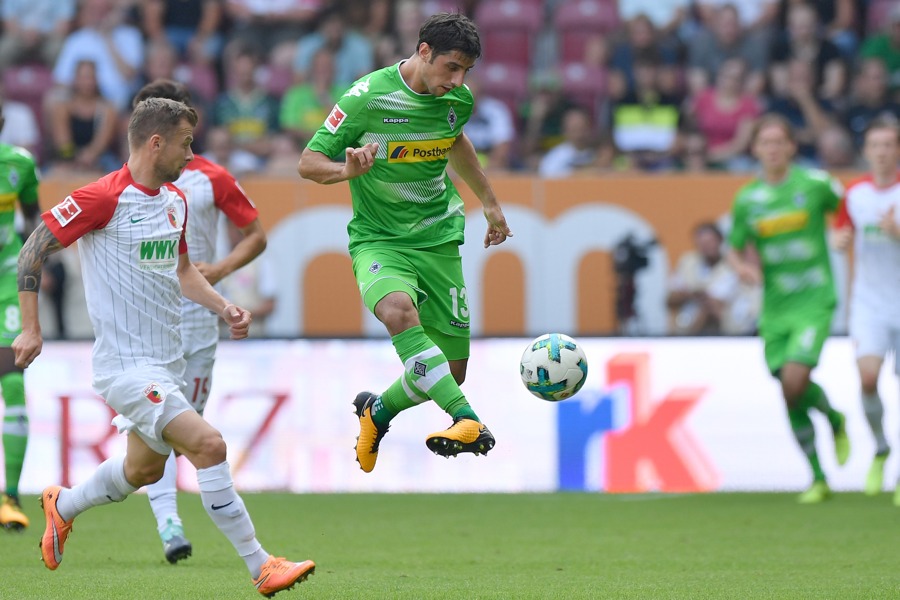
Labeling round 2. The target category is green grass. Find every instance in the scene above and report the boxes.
[2,493,898,599]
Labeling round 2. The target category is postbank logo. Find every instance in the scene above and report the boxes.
[755,210,809,238]
[387,138,455,163]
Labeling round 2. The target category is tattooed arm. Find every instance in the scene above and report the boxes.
[13,222,64,368]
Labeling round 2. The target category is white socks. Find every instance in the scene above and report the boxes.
[197,461,268,577]
[862,391,889,455]
[56,455,137,522]
[147,452,181,533]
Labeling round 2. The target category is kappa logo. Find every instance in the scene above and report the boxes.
[368,261,382,274]
[143,383,165,404]
[324,104,347,134]
[413,361,427,377]
[50,196,82,227]
[343,78,370,98]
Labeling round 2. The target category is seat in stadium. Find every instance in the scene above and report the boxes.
[475,62,529,116]
[866,0,895,35]
[560,63,609,112]
[174,63,219,103]
[475,0,544,68]
[2,63,54,106]
[554,0,620,63]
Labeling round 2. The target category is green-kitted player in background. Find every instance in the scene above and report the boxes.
[727,114,850,504]
[0,98,39,529]
[299,13,512,473]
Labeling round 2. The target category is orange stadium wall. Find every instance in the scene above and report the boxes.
[38,174,855,337]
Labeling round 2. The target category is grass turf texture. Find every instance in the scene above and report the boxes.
[0,492,897,599]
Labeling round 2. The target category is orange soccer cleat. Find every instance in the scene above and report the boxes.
[38,486,75,570]
[252,555,316,597]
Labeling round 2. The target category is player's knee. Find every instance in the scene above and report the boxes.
[860,371,879,395]
[127,461,167,487]
[375,294,419,333]
[450,363,467,385]
[781,379,805,404]
[196,430,227,464]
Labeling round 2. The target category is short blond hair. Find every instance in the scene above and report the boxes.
[128,97,198,148]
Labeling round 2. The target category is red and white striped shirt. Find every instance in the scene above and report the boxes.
[175,156,258,352]
[836,173,900,319]
[43,164,188,375]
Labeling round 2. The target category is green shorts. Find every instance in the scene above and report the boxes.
[760,308,833,375]
[351,242,470,360]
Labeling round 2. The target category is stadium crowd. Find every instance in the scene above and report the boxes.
[0,0,897,176]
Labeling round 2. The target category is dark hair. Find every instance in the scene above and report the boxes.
[133,79,193,109]
[417,12,481,61]
[864,115,900,143]
[128,97,198,147]
[694,221,723,241]
[751,114,796,144]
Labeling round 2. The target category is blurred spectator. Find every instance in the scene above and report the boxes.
[213,44,281,163]
[858,4,900,97]
[687,4,770,96]
[766,59,836,162]
[40,256,68,340]
[676,130,713,172]
[815,123,857,169]
[0,0,75,71]
[610,58,682,171]
[842,58,900,149]
[769,2,847,101]
[608,15,681,100]
[225,0,321,54]
[142,0,224,65]
[376,0,423,67]
[293,6,375,88]
[280,48,343,147]
[47,60,119,174]
[203,126,263,176]
[217,220,276,337]
[538,107,605,177]
[0,95,40,159]
[777,0,857,57]
[463,74,516,171]
[344,0,392,45]
[696,0,780,34]
[667,222,759,335]
[618,0,691,40]
[520,72,580,168]
[51,0,144,111]
[263,135,304,176]
[686,58,761,169]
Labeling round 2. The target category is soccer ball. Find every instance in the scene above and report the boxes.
[519,333,588,401]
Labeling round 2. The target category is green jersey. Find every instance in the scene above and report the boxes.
[305,63,473,253]
[729,166,842,317]
[0,144,39,264]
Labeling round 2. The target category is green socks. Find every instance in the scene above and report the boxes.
[801,381,842,431]
[374,326,478,428]
[1,372,27,497]
[788,405,825,482]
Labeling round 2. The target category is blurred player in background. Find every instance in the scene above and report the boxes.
[832,117,900,502]
[727,114,850,504]
[298,13,513,473]
[14,98,313,596]
[131,79,266,564]
[0,98,40,531]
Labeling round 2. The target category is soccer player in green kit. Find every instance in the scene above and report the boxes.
[727,114,850,503]
[298,13,513,473]
[0,98,39,528]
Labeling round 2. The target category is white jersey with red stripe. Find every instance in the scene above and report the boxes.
[43,164,188,376]
[836,173,900,320]
[175,156,258,353]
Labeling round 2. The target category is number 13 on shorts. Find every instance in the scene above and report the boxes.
[449,286,468,319]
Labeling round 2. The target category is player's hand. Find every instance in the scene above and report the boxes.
[342,143,379,180]
[194,261,224,285]
[221,303,251,340]
[879,206,900,239]
[483,204,513,248]
[736,263,762,286]
[12,330,42,369]
[830,227,853,251]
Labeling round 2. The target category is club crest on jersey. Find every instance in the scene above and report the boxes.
[324,105,346,134]
[369,261,382,274]
[166,206,179,228]
[7,168,19,188]
[143,383,165,404]
[793,193,807,207]
[50,196,82,227]
[447,106,457,130]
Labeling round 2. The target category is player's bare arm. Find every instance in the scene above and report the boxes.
[726,247,762,286]
[13,221,64,368]
[194,218,267,285]
[20,200,40,241]
[177,253,251,339]
[830,226,853,251]
[298,143,380,184]
[448,132,513,248]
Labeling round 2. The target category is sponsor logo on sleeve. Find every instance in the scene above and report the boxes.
[50,196,82,227]
[324,105,347,134]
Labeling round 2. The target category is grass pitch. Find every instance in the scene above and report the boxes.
[1,492,897,599]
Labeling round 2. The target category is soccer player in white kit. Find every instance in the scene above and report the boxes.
[833,117,900,502]
[13,98,314,596]
[132,80,267,564]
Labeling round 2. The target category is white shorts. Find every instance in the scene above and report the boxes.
[849,307,900,373]
[183,342,217,415]
[95,366,194,455]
